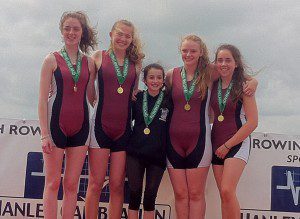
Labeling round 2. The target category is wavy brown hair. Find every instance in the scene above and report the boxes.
[59,11,98,54]
[108,20,145,64]
[180,35,210,100]
[215,44,248,102]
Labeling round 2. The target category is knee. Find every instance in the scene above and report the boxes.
[189,189,204,202]
[173,188,189,202]
[129,189,142,210]
[87,176,105,194]
[220,185,235,203]
[44,177,61,193]
[63,178,78,194]
[143,191,157,211]
[109,180,124,194]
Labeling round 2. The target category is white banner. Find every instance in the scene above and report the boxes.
[0,118,299,218]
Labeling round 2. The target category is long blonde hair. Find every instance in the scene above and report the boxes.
[109,20,145,64]
[180,35,210,100]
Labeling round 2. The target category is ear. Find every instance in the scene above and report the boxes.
[109,31,112,38]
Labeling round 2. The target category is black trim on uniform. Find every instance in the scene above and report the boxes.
[50,67,67,148]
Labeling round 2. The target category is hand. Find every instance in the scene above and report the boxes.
[243,78,258,96]
[215,144,230,159]
[132,89,141,101]
[41,137,53,154]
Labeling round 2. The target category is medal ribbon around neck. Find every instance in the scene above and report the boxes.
[110,51,129,85]
[61,47,82,85]
[217,78,233,115]
[143,91,164,128]
[181,67,199,103]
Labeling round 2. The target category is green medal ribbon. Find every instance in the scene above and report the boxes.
[109,51,129,85]
[181,67,199,102]
[217,78,233,114]
[61,47,82,85]
[143,91,164,128]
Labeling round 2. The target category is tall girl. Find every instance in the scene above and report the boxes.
[166,35,213,219]
[85,20,144,219]
[210,44,258,219]
[38,11,97,218]
[127,63,169,219]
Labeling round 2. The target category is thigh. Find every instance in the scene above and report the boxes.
[167,168,188,195]
[126,155,145,190]
[145,165,165,191]
[64,146,88,183]
[186,167,210,194]
[109,151,126,185]
[43,146,65,182]
[222,158,246,190]
[88,148,110,183]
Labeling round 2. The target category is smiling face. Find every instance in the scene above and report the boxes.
[180,39,203,67]
[110,23,133,52]
[144,67,164,95]
[61,17,82,47]
[216,49,237,79]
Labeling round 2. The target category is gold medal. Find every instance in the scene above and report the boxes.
[74,85,77,92]
[184,103,191,111]
[117,86,123,94]
[144,127,150,135]
[218,115,224,122]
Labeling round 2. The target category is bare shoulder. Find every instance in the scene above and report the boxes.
[91,50,102,60]
[91,50,102,70]
[42,53,57,71]
[165,68,175,88]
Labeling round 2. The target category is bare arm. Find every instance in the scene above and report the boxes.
[134,62,142,91]
[208,63,220,82]
[215,94,258,158]
[87,56,96,106]
[38,53,56,153]
[243,76,258,96]
[90,50,102,105]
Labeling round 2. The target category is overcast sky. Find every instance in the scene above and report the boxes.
[0,0,299,135]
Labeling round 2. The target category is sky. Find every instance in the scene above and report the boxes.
[0,0,299,135]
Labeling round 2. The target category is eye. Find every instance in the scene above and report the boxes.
[217,58,223,63]
[63,26,71,32]
[73,27,81,32]
[181,49,188,53]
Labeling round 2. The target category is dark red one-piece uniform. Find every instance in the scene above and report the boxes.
[90,51,136,152]
[166,67,212,169]
[210,81,250,165]
[48,52,90,148]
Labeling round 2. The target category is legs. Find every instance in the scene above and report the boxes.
[186,167,209,219]
[213,158,246,219]
[108,151,127,219]
[62,146,88,219]
[127,155,145,219]
[168,168,189,219]
[85,148,110,219]
[143,164,165,219]
[43,147,64,219]
[127,155,165,219]
[168,167,209,219]
[43,145,87,219]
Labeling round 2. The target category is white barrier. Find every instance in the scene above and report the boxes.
[0,118,299,218]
